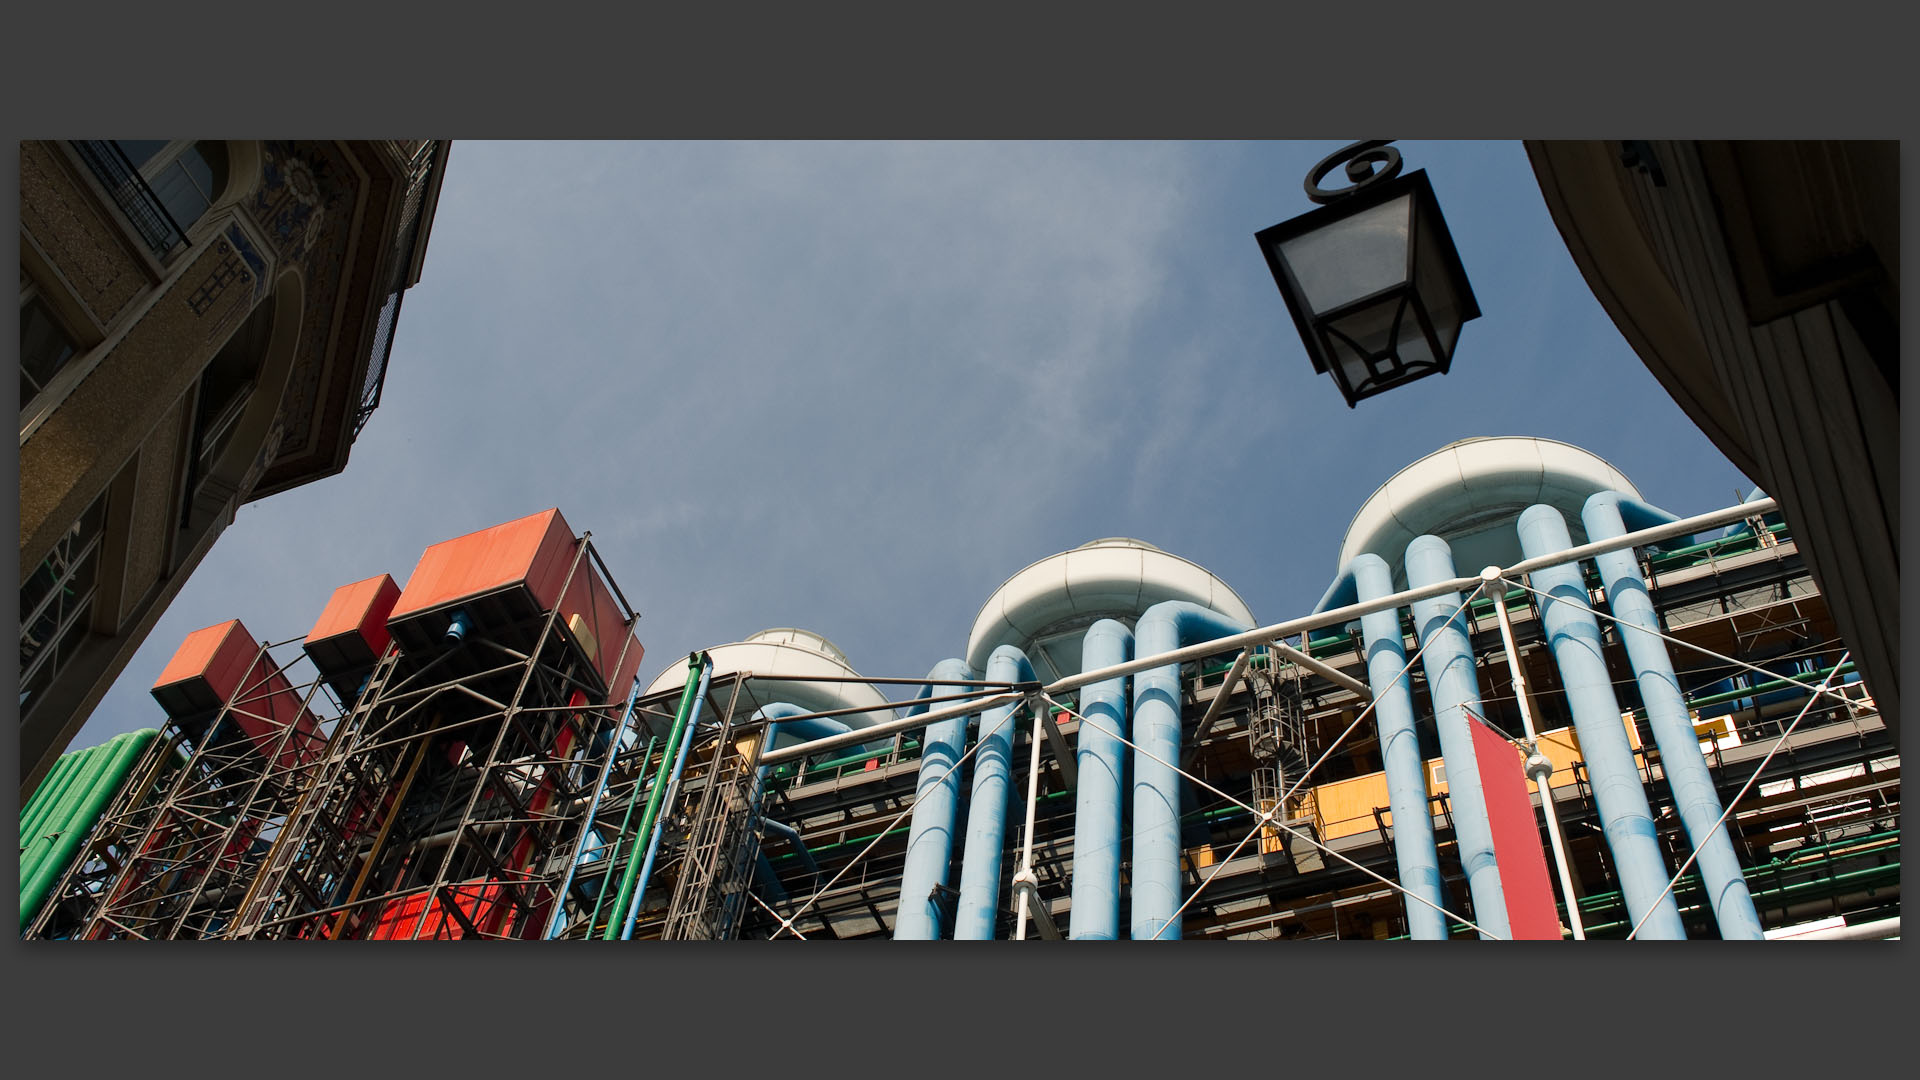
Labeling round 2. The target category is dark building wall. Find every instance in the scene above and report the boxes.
[18,140,447,799]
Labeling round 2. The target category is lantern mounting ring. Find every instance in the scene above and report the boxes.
[1304,140,1403,205]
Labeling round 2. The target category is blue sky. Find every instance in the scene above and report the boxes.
[71,140,1750,751]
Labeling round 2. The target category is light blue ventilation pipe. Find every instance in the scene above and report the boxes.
[1069,618,1133,940]
[1579,493,1763,939]
[1317,555,1449,940]
[894,658,978,940]
[544,681,644,939]
[954,645,1037,940]
[1405,535,1510,939]
[1131,600,1253,941]
[618,656,712,940]
[1517,504,1687,940]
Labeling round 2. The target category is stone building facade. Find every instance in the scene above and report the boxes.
[19,140,449,798]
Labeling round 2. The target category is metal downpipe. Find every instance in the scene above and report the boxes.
[1131,600,1254,941]
[545,684,644,939]
[1405,535,1510,939]
[893,658,978,940]
[1517,505,1686,940]
[611,653,712,941]
[1069,618,1133,940]
[954,645,1036,940]
[1584,492,1764,940]
[1346,555,1450,939]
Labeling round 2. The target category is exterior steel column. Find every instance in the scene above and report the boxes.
[1583,492,1763,939]
[893,658,978,940]
[1517,505,1686,940]
[1350,554,1450,940]
[1131,600,1254,941]
[1405,535,1510,939]
[1068,618,1132,940]
[954,646,1036,940]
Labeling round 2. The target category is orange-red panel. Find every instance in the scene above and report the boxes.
[150,619,325,771]
[388,508,643,701]
[388,509,575,623]
[557,559,644,703]
[305,574,401,674]
[152,620,260,719]
[229,649,327,772]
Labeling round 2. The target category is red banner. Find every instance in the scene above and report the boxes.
[1467,715,1562,940]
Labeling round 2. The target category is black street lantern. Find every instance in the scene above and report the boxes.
[1255,141,1480,408]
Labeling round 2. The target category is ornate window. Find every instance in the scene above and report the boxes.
[68,140,230,258]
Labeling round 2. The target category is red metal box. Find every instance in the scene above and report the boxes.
[151,620,325,771]
[387,509,643,702]
[304,574,401,676]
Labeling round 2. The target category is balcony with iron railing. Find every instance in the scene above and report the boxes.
[68,140,190,259]
[353,143,440,438]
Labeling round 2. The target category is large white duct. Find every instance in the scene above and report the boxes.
[1338,436,1642,590]
[966,538,1256,680]
[643,628,893,732]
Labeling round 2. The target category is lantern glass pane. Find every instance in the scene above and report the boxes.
[1394,311,1438,372]
[1323,293,1406,370]
[1276,193,1412,316]
[1412,203,1464,361]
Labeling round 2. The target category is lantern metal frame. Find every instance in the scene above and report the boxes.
[1255,159,1481,408]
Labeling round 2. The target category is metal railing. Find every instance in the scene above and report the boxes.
[353,143,439,438]
[69,140,189,258]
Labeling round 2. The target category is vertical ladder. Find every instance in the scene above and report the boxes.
[660,704,760,940]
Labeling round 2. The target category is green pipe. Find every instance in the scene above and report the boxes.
[1559,830,1896,917]
[601,653,706,940]
[19,735,124,886]
[1681,662,1857,713]
[20,729,155,930]
[1579,862,1900,935]
[584,734,657,935]
[1393,858,1899,940]
[19,747,107,898]
[24,734,129,845]
[1646,522,1787,569]
[21,746,88,847]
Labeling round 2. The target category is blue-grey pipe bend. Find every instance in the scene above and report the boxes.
[751,703,855,791]
[759,815,820,879]
[755,852,789,904]
[1069,619,1133,940]
[743,702,842,909]
[893,658,978,940]
[1405,535,1511,940]
[1517,504,1687,940]
[1582,493,1763,939]
[1350,554,1450,940]
[1131,600,1254,942]
[954,645,1037,940]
